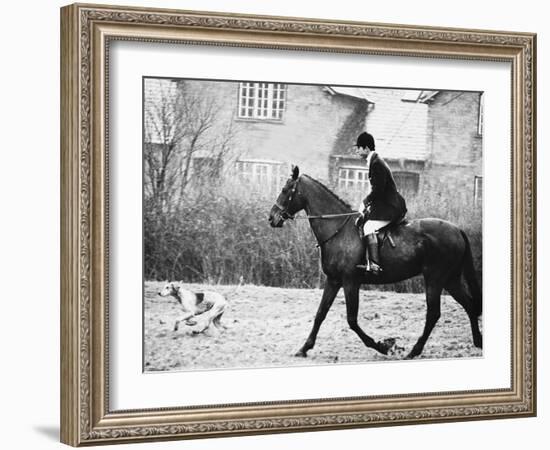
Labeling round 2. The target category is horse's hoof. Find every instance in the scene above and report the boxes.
[379,338,396,355]
[387,342,406,357]
[474,336,483,348]
[295,350,308,357]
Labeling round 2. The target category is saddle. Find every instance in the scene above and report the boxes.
[360,216,408,249]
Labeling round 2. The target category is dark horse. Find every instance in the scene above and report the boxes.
[268,166,482,359]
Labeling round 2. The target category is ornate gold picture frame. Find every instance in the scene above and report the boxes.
[61,3,536,446]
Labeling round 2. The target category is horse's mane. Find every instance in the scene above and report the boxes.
[302,174,353,210]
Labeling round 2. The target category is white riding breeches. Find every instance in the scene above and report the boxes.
[363,220,390,235]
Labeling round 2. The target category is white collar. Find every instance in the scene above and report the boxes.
[366,150,375,170]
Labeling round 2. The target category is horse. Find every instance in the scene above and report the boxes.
[268,166,482,359]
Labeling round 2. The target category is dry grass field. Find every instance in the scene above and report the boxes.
[144,281,482,372]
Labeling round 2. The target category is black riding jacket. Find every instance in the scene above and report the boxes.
[362,152,407,223]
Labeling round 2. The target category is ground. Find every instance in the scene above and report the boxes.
[144,281,482,372]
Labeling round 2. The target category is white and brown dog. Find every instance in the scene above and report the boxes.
[158,282,227,334]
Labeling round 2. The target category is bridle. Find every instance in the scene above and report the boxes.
[274,176,361,247]
[274,177,300,220]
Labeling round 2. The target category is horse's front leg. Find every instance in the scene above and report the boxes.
[296,277,341,357]
[344,281,394,355]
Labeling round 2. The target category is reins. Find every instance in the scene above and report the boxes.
[314,214,354,248]
[293,211,360,220]
[276,175,361,247]
[293,211,360,248]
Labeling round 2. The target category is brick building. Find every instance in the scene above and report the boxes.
[144,78,370,192]
[144,78,483,205]
[329,89,483,208]
[425,91,483,208]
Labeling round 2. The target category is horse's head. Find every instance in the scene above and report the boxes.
[269,165,306,228]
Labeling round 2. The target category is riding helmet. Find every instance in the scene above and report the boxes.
[355,132,375,150]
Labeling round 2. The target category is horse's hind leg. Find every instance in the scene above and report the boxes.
[344,281,393,355]
[445,277,482,348]
[407,281,443,359]
[296,277,341,357]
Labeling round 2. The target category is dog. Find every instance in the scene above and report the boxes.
[158,282,227,334]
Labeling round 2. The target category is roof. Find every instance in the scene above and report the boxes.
[327,86,438,105]
[325,86,374,102]
[401,90,439,103]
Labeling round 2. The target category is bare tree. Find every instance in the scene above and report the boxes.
[144,79,237,214]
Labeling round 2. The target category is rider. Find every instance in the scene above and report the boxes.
[354,131,407,274]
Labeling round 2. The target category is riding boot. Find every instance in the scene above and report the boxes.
[366,233,383,274]
[357,233,383,274]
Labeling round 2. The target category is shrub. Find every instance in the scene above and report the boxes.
[144,179,482,293]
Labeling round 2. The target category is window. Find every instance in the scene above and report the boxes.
[238,83,286,120]
[478,93,484,136]
[338,167,370,191]
[235,160,285,189]
[474,176,483,207]
[338,167,420,195]
[393,171,420,194]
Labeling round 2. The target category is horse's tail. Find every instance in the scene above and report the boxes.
[460,230,482,317]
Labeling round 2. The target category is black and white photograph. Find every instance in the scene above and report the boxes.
[143,77,484,372]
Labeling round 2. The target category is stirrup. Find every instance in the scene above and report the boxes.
[368,261,383,274]
[356,260,383,274]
